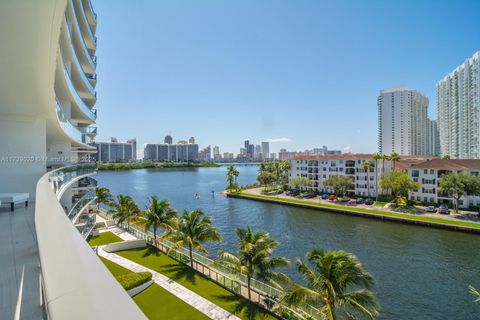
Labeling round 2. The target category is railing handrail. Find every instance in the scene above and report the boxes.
[118,221,320,318]
[35,168,146,319]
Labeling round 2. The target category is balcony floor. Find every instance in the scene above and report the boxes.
[0,204,41,319]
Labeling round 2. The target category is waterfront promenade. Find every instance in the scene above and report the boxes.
[228,188,480,234]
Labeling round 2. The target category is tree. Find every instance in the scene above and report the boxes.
[167,209,223,268]
[362,161,373,198]
[290,177,313,192]
[109,195,140,230]
[233,166,240,186]
[283,248,379,320]
[442,155,451,160]
[372,153,383,200]
[380,170,420,201]
[389,152,400,171]
[258,170,276,189]
[381,154,389,175]
[95,187,112,210]
[217,227,290,301]
[278,160,292,186]
[140,196,178,241]
[324,175,353,197]
[439,172,480,213]
[227,165,236,191]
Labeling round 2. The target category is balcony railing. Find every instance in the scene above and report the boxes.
[49,163,96,195]
[55,99,83,144]
[35,165,145,319]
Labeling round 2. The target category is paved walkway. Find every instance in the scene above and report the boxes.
[98,226,240,320]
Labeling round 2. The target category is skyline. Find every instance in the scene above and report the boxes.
[93,0,480,154]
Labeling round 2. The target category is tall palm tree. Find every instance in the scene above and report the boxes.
[362,161,373,198]
[233,166,240,187]
[227,165,236,191]
[140,196,178,241]
[283,248,379,320]
[109,194,140,230]
[372,153,382,201]
[95,187,112,210]
[389,152,400,171]
[167,209,223,268]
[217,227,290,301]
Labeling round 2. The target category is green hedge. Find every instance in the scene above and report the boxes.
[116,272,152,290]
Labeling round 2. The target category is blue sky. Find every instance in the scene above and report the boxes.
[93,0,479,156]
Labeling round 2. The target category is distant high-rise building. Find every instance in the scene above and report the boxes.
[261,141,270,159]
[312,146,341,155]
[91,138,137,163]
[378,86,429,155]
[143,142,199,162]
[427,118,440,156]
[270,153,277,160]
[223,152,234,160]
[213,146,221,160]
[254,144,262,159]
[164,135,173,144]
[189,137,195,144]
[199,146,212,161]
[437,51,480,159]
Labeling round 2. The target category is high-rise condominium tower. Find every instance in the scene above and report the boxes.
[378,86,429,156]
[437,51,480,159]
[0,1,144,319]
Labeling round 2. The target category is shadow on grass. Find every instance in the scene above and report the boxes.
[160,263,198,285]
[213,293,274,320]
[141,245,161,258]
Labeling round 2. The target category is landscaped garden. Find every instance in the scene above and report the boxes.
[116,246,278,320]
[87,231,123,246]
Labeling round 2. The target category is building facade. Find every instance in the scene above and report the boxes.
[408,159,480,208]
[437,51,480,159]
[261,141,270,159]
[91,138,136,162]
[427,118,440,156]
[289,154,382,197]
[144,142,199,162]
[378,86,429,156]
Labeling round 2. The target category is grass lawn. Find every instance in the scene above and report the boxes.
[133,284,211,320]
[88,231,123,246]
[236,191,480,230]
[98,256,210,320]
[117,247,277,320]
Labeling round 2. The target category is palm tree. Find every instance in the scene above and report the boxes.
[283,248,379,320]
[389,152,400,171]
[95,187,112,211]
[217,227,290,301]
[469,285,480,303]
[233,166,240,187]
[362,161,373,198]
[109,194,140,230]
[381,154,388,175]
[227,165,236,191]
[167,209,223,268]
[140,196,178,241]
[372,153,382,201]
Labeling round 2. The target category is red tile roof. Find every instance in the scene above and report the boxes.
[408,159,480,170]
[291,153,374,160]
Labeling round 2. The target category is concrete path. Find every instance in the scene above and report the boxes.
[98,227,240,320]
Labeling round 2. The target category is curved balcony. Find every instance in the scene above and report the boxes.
[49,163,96,197]
[35,166,146,319]
[83,0,97,29]
[55,99,83,144]
[66,1,96,74]
[59,52,97,124]
[63,19,97,96]
[73,0,97,51]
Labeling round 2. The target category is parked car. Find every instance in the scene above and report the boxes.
[364,199,374,205]
[303,193,317,199]
[356,197,365,204]
[426,206,437,213]
[321,193,329,199]
[328,194,336,201]
[286,190,299,197]
[340,197,351,203]
[439,205,450,215]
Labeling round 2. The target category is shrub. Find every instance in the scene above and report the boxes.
[94,222,105,229]
[116,272,152,290]
[377,195,395,202]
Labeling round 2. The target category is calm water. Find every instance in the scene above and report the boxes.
[97,166,480,319]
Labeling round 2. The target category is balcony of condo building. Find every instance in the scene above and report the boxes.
[0,1,145,319]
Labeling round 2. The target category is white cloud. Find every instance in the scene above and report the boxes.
[264,137,292,143]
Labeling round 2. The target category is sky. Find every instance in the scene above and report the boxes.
[93,0,480,157]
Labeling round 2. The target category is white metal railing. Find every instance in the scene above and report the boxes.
[118,221,320,318]
[35,165,146,319]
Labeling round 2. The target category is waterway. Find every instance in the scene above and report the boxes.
[96,166,480,319]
